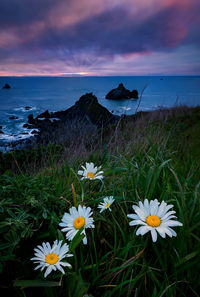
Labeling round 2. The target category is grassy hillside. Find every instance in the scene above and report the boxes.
[0,106,200,297]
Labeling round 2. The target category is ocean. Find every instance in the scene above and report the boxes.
[0,76,200,150]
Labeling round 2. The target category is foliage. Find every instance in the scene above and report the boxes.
[0,106,200,296]
[0,144,64,174]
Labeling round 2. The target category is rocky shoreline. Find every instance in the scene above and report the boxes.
[0,83,140,152]
[1,93,121,152]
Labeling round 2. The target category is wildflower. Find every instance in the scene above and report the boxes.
[78,162,103,180]
[127,199,183,242]
[31,240,73,277]
[59,205,95,244]
[98,196,115,213]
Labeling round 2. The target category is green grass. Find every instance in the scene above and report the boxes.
[0,106,200,297]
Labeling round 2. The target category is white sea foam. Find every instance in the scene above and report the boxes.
[29,128,40,134]
[37,117,60,122]
[49,118,60,122]
[121,106,131,111]
[0,128,39,144]
[5,113,23,120]
[0,134,17,141]
[0,133,35,141]
[13,107,37,112]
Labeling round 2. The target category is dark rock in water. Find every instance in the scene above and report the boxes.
[28,114,35,124]
[25,106,31,110]
[31,130,39,134]
[36,110,51,119]
[0,125,2,129]
[23,123,32,129]
[106,83,138,100]
[2,83,11,89]
[131,89,138,99]
[106,83,130,100]
[9,116,18,120]
[0,130,4,134]
[22,132,29,135]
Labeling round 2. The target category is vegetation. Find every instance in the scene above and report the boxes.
[0,106,200,297]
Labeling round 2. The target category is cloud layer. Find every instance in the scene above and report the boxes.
[0,0,200,75]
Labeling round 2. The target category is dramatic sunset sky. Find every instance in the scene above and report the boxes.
[0,0,200,76]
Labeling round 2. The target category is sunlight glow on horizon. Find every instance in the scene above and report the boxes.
[0,71,90,77]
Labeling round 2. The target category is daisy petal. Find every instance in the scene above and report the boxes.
[129,219,146,226]
[136,225,152,236]
[134,207,146,221]
[128,199,182,242]
[31,241,73,277]
[127,214,139,220]
[151,229,158,242]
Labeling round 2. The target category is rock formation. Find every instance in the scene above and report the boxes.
[25,92,119,145]
[9,116,18,120]
[2,83,11,89]
[106,83,138,100]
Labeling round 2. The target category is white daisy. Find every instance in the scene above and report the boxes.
[59,205,95,245]
[98,196,115,213]
[30,240,73,278]
[78,162,103,180]
[127,199,183,242]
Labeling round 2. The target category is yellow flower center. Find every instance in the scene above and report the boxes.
[45,253,59,265]
[74,216,85,229]
[146,215,161,227]
[105,203,110,208]
[87,172,95,179]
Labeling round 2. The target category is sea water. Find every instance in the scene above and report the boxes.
[0,76,200,150]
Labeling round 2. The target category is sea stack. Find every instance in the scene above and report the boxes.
[2,83,11,89]
[106,83,138,100]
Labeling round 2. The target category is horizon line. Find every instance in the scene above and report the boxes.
[0,74,200,78]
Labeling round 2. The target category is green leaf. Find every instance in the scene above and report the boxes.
[175,251,199,268]
[0,242,12,251]
[70,227,85,252]
[148,159,171,199]
[13,280,61,288]
[57,229,66,242]
[65,272,90,297]
[42,210,47,219]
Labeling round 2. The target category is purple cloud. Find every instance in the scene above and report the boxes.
[0,0,199,75]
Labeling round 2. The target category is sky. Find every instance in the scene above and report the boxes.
[0,0,200,76]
